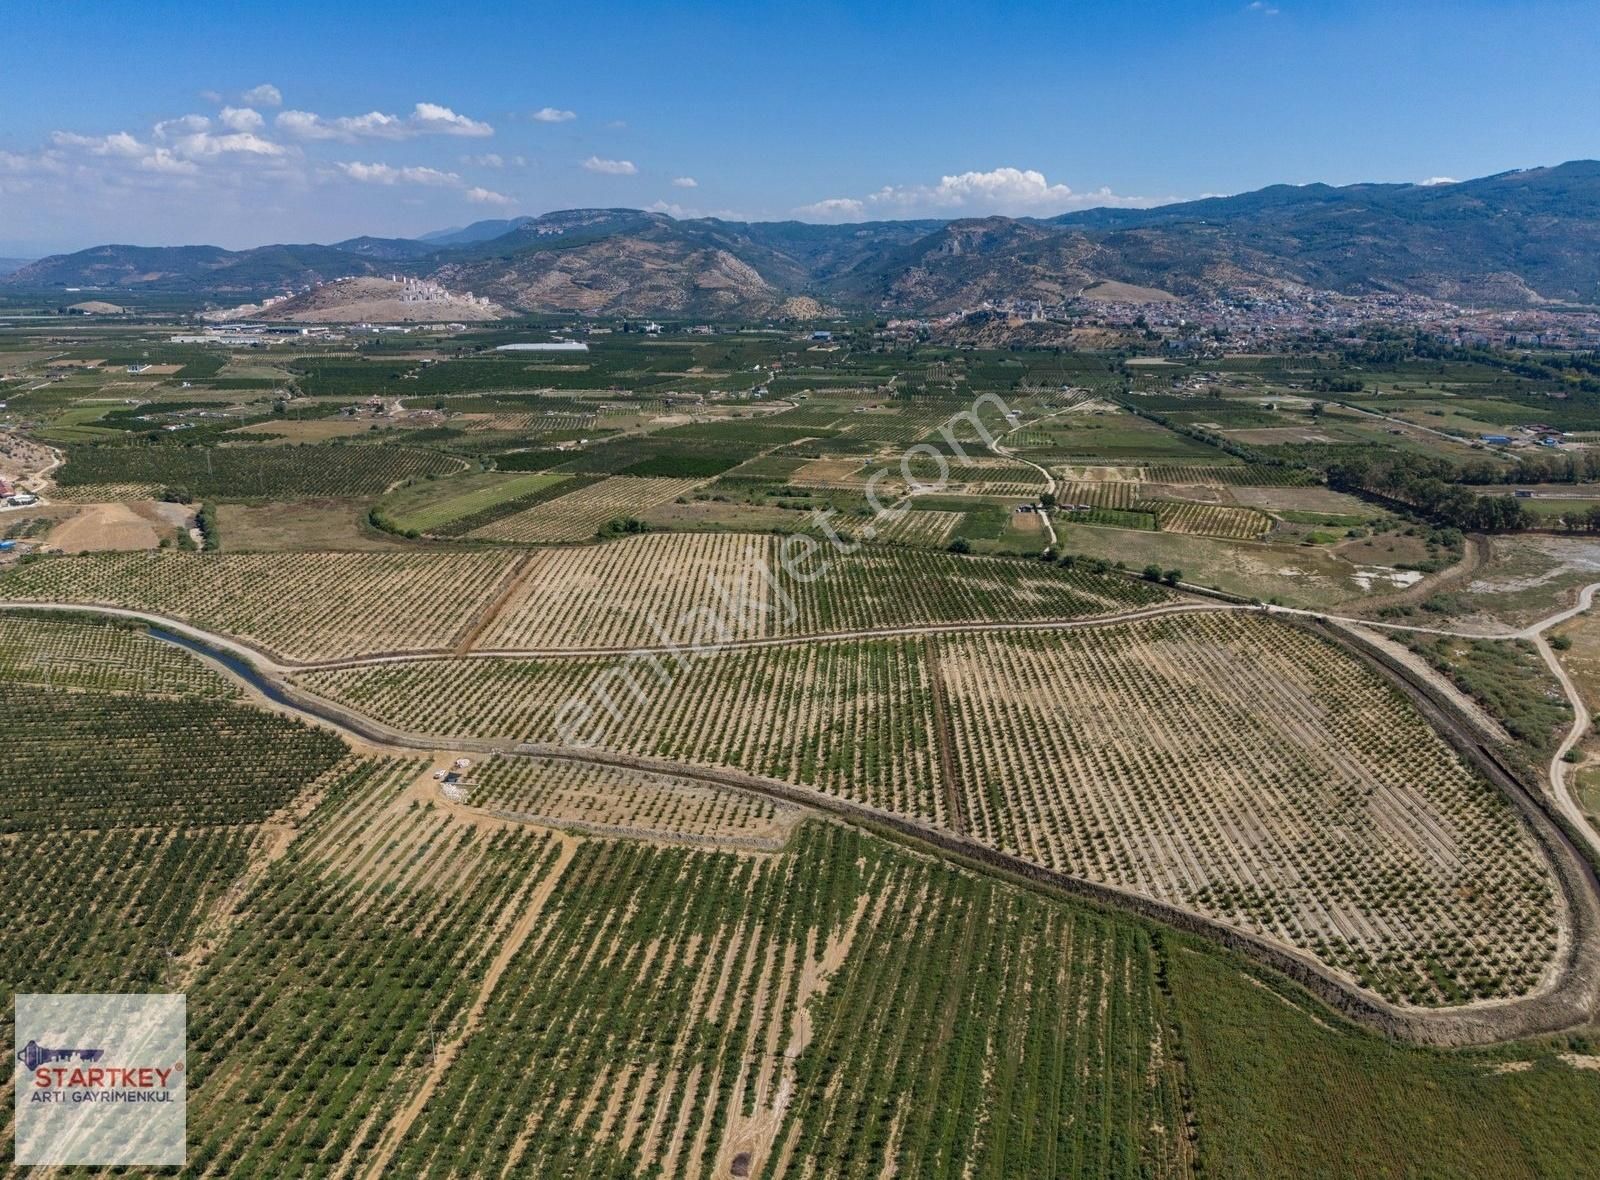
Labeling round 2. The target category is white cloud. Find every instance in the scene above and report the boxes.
[1247,1,1281,13]
[171,130,286,159]
[6,93,535,244]
[154,114,211,139]
[241,83,283,107]
[277,102,492,142]
[276,109,372,140]
[531,107,577,123]
[1420,176,1458,186]
[335,161,462,186]
[47,121,288,185]
[797,167,1166,222]
[219,106,265,133]
[794,196,867,222]
[139,148,200,175]
[892,167,1075,211]
[51,130,146,158]
[671,176,698,188]
[334,162,512,208]
[0,149,66,176]
[411,102,492,137]
[582,156,636,175]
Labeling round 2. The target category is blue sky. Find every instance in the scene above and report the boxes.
[1,0,1595,253]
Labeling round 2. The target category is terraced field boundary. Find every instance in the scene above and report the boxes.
[359,835,581,1180]
[448,552,540,655]
[27,600,1597,1048]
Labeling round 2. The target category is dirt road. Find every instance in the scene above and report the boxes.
[990,406,1064,547]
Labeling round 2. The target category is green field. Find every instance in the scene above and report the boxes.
[386,470,569,533]
[1170,937,1600,1178]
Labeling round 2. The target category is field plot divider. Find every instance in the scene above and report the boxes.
[447,551,541,654]
[358,835,580,1179]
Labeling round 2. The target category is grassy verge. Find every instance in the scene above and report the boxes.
[1405,635,1571,757]
[1168,934,1600,1178]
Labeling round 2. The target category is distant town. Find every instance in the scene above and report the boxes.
[888,288,1600,353]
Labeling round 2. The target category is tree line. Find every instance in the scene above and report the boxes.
[1327,454,1534,532]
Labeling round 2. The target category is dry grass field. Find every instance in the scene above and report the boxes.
[790,456,869,488]
[46,502,170,551]
[1054,464,1147,483]
[215,499,413,551]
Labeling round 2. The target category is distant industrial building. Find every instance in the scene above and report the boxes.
[495,341,590,353]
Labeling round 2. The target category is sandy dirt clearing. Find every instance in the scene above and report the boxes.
[48,501,171,551]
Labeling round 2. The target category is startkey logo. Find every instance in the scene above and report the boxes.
[13,993,186,1166]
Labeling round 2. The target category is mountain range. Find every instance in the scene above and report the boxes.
[7,161,1598,315]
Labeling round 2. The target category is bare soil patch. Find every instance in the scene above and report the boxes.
[49,501,173,551]
[792,457,867,486]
